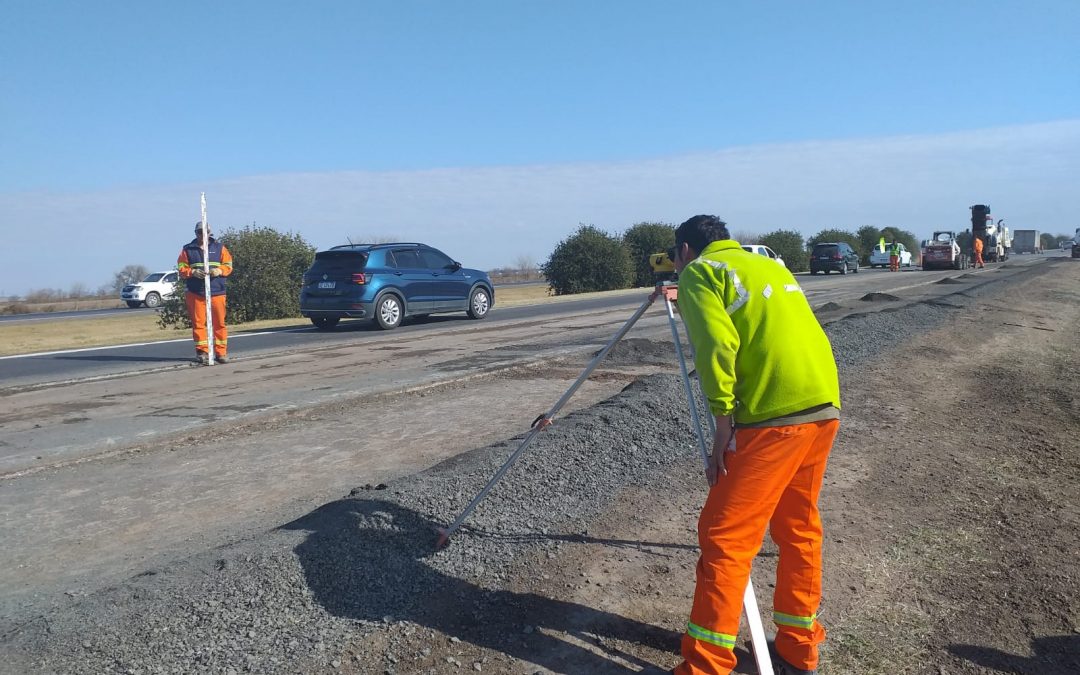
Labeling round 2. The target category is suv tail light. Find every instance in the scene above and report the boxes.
[351,272,367,285]
[833,254,842,260]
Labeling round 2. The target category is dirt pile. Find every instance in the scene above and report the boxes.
[858,292,900,302]
[596,337,684,367]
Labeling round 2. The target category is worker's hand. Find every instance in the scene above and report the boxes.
[706,417,735,486]
[191,268,206,279]
[210,268,223,277]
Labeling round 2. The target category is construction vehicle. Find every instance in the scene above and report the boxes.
[1012,229,1042,255]
[922,231,970,270]
[969,205,1011,262]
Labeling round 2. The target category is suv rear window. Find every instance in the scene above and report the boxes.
[310,250,368,272]
[813,244,839,254]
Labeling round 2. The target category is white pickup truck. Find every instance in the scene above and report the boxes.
[740,244,786,268]
[869,243,913,268]
[120,270,179,308]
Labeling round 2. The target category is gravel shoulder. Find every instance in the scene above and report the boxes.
[3,259,1078,674]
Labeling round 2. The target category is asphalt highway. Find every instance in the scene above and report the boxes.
[0,259,1056,391]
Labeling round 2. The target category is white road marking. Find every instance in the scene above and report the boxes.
[0,330,285,361]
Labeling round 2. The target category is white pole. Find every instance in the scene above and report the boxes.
[200,193,214,366]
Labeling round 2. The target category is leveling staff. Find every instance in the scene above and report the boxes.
[670,215,841,675]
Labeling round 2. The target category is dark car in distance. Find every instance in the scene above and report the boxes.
[299,243,494,330]
[809,242,860,275]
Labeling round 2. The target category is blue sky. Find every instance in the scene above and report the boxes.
[1,1,1078,295]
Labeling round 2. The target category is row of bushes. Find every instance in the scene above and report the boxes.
[541,223,924,294]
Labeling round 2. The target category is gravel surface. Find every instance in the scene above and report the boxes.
[1,271,1029,674]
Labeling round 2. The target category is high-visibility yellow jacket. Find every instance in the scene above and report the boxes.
[677,240,840,425]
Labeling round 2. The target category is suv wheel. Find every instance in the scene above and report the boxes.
[311,316,340,330]
[126,301,142,308]
[839,263,848,275]
[374,294,403,330]
[852,262,859,273]
[144,292,162,308]
[467,287,490,320]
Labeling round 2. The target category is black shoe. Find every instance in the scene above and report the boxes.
[215,354,229,364]
[776,657,815,675]
[195,353,209,365]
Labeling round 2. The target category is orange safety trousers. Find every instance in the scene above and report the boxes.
[185,291,228,357]
[974,250,985,267]
[889,255,899,272]
[676,418,839,675]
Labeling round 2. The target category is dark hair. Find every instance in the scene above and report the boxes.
[675,215,730,254]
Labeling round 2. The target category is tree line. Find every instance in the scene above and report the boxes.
[541,223,927,294]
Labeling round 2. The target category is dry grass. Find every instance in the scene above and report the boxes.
[494,283,648,308]
[0,284,649,357]
[1,298,124,315]
[820,524,973,674]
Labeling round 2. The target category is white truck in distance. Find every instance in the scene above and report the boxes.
[120,270,179,308]
[1012,230,1042,255]
[740,244,786,268]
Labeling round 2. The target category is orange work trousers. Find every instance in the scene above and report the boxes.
[676,419,839,675]
[889,255,899,271]
[974,249,985,267]
[185,291,228,357]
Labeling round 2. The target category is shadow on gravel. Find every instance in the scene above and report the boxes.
[948,635,1080,674]
[283,498,682,673]
[454,526,698,555]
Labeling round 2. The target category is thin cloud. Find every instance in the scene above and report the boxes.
[1,120,1077,295]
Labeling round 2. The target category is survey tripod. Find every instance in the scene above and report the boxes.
[436,282,774,673]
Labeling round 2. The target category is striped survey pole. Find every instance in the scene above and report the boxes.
[200,193,214,366]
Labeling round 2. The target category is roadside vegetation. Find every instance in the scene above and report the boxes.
[542,225,634,295]
[1042,232,1074,249]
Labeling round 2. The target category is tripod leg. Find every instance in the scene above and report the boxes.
[437,293,658,548]
[664,297,710,470]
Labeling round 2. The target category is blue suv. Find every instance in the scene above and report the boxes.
[299,243,494,330]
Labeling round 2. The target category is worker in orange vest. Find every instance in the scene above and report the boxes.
[177,222,234,364]
[973,236,985,269]
[670,215,841,675]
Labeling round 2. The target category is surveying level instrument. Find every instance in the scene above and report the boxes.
[648,248,678,282]
[435,263,774,672]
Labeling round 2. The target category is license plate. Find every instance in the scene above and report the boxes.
[318,281,336,289]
